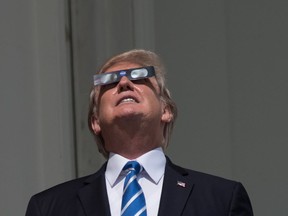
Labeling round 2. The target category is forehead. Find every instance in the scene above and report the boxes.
[104,62,142,73]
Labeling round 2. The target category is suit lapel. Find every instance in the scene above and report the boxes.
[158,158,194,216]
[78,163,111,216]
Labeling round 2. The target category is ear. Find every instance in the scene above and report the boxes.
[91,115,101,135]
[161,105,173,123]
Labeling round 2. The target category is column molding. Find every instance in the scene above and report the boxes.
[33,0,75,188]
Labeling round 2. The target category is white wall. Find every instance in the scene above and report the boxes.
[155,0,232,177]
[154,1,288,215]
[0,1,75,215]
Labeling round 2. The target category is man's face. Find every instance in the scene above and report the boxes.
[91,62,171,135]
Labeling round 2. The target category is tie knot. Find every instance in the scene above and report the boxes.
[123,161,142,175]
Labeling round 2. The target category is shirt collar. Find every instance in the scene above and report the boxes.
[105,147,166,187]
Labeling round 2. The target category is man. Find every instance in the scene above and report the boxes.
[26,49,253,215]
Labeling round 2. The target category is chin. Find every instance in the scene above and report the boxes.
[115,108,144,120]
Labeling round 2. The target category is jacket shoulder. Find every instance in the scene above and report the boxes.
[167,158,238,186]
[37,175,90,196]
[166,158,246,199]
[164,159,253,215]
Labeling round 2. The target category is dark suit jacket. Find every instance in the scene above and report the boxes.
[26,158,253,216]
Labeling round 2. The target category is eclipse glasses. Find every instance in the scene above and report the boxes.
[93,66,155,86]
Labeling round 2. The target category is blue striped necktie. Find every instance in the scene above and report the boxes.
[121,161,147,216]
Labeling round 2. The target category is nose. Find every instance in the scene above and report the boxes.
[117,76,134,92]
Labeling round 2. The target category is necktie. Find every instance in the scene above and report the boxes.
[121,161,147,216]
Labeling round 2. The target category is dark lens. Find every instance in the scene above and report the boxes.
[131,68,148,79]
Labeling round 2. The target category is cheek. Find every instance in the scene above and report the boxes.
[96,96,109,119]
[97,89,112,108]
[97,99,109,115]
[146,92,163,114]
[97,91,117,117]
[150,78,161,94]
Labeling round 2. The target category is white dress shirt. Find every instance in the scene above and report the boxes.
[105,147,166,216]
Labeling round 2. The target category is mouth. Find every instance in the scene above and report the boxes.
[116,95,139,106]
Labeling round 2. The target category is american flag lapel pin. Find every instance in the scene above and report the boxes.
[177,181,186,188]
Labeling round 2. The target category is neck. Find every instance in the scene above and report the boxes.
[101,117,164,159]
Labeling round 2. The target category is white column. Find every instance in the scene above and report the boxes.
[0,0,75,215]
